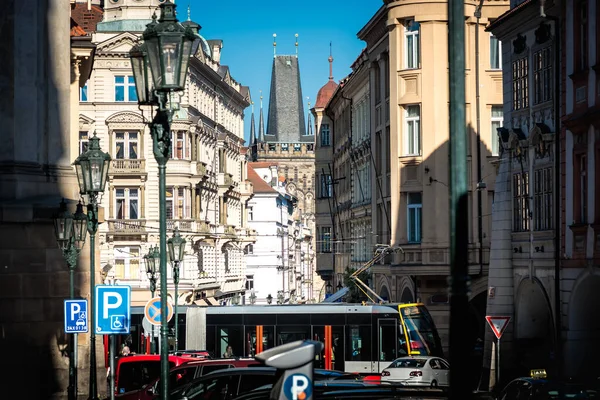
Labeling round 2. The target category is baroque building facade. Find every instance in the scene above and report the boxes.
[251,51,323,301]
[353,0,508,369]
[80,0,254,315]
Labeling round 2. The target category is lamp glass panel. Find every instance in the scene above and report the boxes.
[167,241,175,263]
[72,216,88,250]
[74,163,85,194]
[130,47,147,103]
[177,37,193,88]
[90,159,103,192]
[101,158,110,191]
[144,36,163,90]
[160,35,181,87]
[54,215,73,247]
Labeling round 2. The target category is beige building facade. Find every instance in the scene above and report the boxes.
[81,0,254,313]
[356,0,509,363]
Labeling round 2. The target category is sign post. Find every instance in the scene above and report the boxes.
[486,315,511,387]
[144,297,173,354]
[96,285,131,400]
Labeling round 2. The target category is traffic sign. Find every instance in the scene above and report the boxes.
[486,315,511,339]
[144,297,173,327]
[64,299,88,333]
[142,316,159,337]
[96,285,131,334]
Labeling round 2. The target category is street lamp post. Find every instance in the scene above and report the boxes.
[54,199,88,400]
[167,227,186,352]
[144,246,159,354]
[73,132,111,400]
[266,294,273,305]
[129,3,199,399]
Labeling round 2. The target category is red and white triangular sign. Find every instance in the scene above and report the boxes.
[486,316,511,339]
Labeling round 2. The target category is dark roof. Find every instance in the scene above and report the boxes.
[486,0,534,32]
[265,55,309,143]
[247,166,277,194]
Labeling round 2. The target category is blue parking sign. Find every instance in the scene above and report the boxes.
[95,285,131,335]
[64,299,88,333]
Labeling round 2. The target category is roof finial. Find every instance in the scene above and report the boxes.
[273,33,277,58]
[260,90,263,108]
[328,41,334,81]
[251,101,254,113]
[295,33,299,56]
[187,2,191,21]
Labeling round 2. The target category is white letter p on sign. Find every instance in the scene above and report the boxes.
[70,303,81,321]
[103,292,122,319]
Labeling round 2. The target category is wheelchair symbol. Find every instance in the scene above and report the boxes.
[111,315,126,330]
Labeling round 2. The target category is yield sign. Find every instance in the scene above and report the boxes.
[486,316,511,339]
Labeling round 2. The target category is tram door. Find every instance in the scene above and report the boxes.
[377,318,398,372]
[244,325,274,357]
[313,326,344,371]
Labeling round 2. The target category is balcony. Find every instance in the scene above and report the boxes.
[110,159,146,175]
[195,161,208,178]
[216,224,237,238]
[218,172,234,188]
[236,227,257,243]
[167,159,192,175]
[107,219,146,235]
[238,180,253,196]
[167,219,194,231]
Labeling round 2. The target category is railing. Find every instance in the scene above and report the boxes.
[107,219,146,233]
[167,219,194,231]
[110,159,146,174]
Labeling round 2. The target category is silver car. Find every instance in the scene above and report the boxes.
[381,356,450,387]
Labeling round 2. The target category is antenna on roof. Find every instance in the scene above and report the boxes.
[260,90,263,108]
[295,33,299,56]
[273,33,277,58]
[328,41,334,81]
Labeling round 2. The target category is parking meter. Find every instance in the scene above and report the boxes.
[255,340,323,400]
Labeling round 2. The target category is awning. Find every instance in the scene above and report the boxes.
[322,287,349,303]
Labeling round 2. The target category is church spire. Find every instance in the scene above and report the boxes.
[328,41,334,81]
[258,91,265,142]
[250,101,256,145]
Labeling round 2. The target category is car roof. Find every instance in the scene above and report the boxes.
[201,366,276,377]
[172,358,256,368]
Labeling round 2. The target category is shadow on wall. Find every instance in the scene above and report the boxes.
[0,1,83,399]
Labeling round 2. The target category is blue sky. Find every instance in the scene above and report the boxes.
[189,0,383,145]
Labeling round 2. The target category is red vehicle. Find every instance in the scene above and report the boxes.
[117,358,259,400]
[114,352,210,397]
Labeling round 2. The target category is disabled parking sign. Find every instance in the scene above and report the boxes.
[64,299,88,333]
[95,285,131,334]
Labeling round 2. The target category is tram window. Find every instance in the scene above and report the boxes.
[217,326,243,359]
[311,313,345,325]
[277,314,310,325]
[347,313,371,325]
[276,326,310,346]
[346,325,371,361]
[379,321,397,362]
[244,314,276,326]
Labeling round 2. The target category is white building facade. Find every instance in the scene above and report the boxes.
[246,163,314,304]
[79,0,253,309]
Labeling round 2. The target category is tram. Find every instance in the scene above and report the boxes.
[117,302,443,374]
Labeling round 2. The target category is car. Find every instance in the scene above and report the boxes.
[118,358,259,400]
[497,370,592,400]
[381,356,450,387]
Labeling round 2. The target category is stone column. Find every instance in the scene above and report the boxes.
[140,185,145,218]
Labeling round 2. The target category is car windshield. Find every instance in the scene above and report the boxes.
[394,359,427,368]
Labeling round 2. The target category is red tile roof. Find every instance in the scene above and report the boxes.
[247,166,277,194]
[70,3,104,34]
[249,162,278,169]
[315,80,338,108]
[70,19,87,37]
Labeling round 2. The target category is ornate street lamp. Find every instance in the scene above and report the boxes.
[129,3,199,398]
[336,281,343,291]
[266,294,273,305]
[53,199,88,400]
[277,291,284,305]
[72,132,110,400]
[326,282,333,295]
[249,290,257,305]
[167,227,186,351]
[144,246,159,354]
[231,294,240,306]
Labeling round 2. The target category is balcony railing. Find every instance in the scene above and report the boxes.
[167,219,194,231]
[110,159,146,175]
[218,172,234,188]
[107,219,146,234]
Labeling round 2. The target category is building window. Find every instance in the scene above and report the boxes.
[245,244,254,255]
[245,275,254,290]
[79,131,89,155]
[115,188,139,220]
[490,106,503,156]
[281,143,289,151]
[115,131,138,159]
[512,58,529,110]
[407,192,422,243]
[248,207,253,221]
[80,84,88,102]
[114,75,137,102]
[171,131,188,160]
[575,153,588,223]
[405,19,420,69]
[490,35,502,69]
[405,105,421,156]
[114,246,140,280]
[321,124,330,146]
[320,227,332,253]
[223,247,230,272]
[166,187,188,219]
[320,174,333,198]
[512,172,529,232]
[576,0,588,71]
[293,143,301,152]
[534,167,553,231]
[533,47,552,104]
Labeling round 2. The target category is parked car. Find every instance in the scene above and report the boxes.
[497,370,591,400]
[381,356,450,387]
[117,358,259,400]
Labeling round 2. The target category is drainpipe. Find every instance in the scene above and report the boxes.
[540,1,562,379]
[474,0,486,277]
